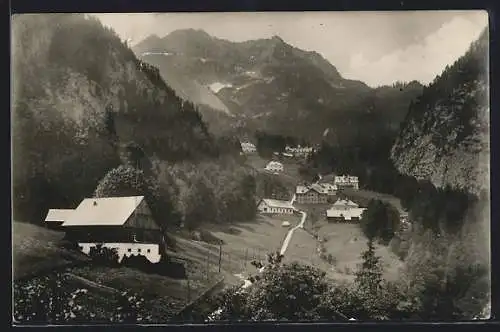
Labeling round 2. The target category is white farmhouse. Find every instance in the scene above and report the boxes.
[240,141,257,153]
[326,199,366,223]
[61,196,164,264]
[265,161,284,172]
[334,175,360,190]
[257,198,296,215]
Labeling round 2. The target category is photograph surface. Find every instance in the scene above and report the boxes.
[11,11,490,324]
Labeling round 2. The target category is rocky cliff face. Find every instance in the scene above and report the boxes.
[391,29,489,196]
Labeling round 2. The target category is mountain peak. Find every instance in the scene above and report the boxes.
[271,35,285,43]
[166,28,212,40]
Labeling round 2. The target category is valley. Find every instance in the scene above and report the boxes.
[11,12,490,324]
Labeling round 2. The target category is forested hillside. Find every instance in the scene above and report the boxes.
[11,14,243,224]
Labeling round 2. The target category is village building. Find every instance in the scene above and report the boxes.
[240,141,257,153]
[257,198,296,215]
[61,196,164,264]
[265,161,284,172]
[326,199,366,223]
[318,183,338,195]
[284,145,314,158]
[295,184,328,204]
[334,175,360,190]
[44,209,74,230]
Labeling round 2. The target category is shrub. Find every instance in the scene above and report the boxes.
[88,244,120,266]
[13,273,148,324]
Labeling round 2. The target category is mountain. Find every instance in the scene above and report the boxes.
[391,29,489,196]
[133,30,423,143]
[11,14,218,222]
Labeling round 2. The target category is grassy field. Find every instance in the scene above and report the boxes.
[284,221,402,282]
[245,154,304,186]
[283,228,333,273]
[202,214,302,283]
[12,221,90,280]
[315,221,403,282]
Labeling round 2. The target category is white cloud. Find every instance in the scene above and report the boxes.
[92,11,488,87]
[344,13,488,87]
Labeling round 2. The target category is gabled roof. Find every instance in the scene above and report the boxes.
[331,199,359,208]
[260,198,295,209]
[62,196,145,227]
[326,207,365,219]
[311,183,329,194]
[334,175,359,183]
[45,209,74,222]
[320,183,338,190]
[296,184,329,195]
[296,185,309,194]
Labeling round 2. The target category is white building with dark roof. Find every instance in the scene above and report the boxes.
[295,184,328,204]
[265,161,284,172]
[241,141,257,153]
[334,175,360,190]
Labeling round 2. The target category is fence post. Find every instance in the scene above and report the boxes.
[187,276,191,303]
[207,252,210,281]
[244,248,248,268]
[218,244,222,273]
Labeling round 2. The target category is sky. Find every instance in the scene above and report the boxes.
[93,11,488,87]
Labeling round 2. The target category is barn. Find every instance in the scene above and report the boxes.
[61,196,164,263]
[257,198,296,215]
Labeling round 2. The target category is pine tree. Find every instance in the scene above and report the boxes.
[355,239,383,295]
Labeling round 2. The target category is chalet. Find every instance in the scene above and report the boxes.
[284,145,314,158]
[265,161,284,172]
[326,199,366,223]
[318,183,338,195]
[334,175,360,190]
[44,209,74,230]
[61,196,164,264]
[240,141,257,153]
[295,184,328,204]
[257,198,295,215]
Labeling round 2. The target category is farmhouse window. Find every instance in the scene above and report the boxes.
[147,249,151,253]
[128,248,131,252]
[138,248,142,253]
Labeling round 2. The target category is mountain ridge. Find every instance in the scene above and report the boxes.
[133,29,421,143]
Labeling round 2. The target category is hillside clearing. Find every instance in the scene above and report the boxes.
[244,154,304,185]
[201,214,302,282]
[316,222,403,282]
[12,221,90,280]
